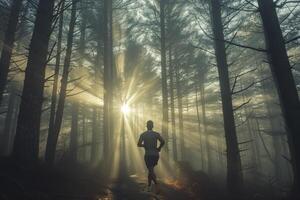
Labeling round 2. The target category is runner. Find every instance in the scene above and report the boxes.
[137,120,165,192]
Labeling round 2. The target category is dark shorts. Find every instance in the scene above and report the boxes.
[144,155,159,169]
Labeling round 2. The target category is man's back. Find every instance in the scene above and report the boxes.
[139,130,163,156]
[138,120,165,191]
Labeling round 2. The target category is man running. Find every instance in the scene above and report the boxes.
[138,120,165,192]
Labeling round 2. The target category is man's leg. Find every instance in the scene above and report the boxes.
[149,167,157,185]
[148,167,152,187]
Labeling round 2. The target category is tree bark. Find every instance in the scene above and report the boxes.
[240,82,259,174]
[70,2,86,162]
[199,72,212,173]
[160,0,169,153]
[174,61,185,160]
[103,0,113,162]
[257,0,300,191]
[2,90,17,155]
[81,109,87,159]
[261,78,283,181]
[13,0,56,162]
[195,84,204,169]
[45,0,65,163]
[91,39,102,163]
[70,103,78,161]
[0,0,23,105]
[252,113,262,171]
[91,107,98,162]
[45,0,77,164]
[168,47,177,162]
[210,0,243,193]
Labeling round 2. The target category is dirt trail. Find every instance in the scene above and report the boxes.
[99,175,196,200]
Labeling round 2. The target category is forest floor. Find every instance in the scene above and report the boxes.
[0,157,219,200]
[0,157,292,200]
[102,175,195,200]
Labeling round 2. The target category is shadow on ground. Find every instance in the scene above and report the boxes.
[0,157,295,200]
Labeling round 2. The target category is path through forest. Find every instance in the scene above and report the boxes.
[0,158,285,200]
[99,175,195,200]
[0,159,200,200]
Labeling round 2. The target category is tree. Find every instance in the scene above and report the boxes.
[1,87,17,155]
[257,0,300,192]
[210,0,243,193]
[102,0,114,163]
[45,0,78,164]
[0,0,23,105]
[13,0,56,162]
[160,0,169,154]
[174,51,185,160]
[168,46,177,161]
[70,103,79,160]
[45,0,65,163]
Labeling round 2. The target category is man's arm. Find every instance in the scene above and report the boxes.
[137,135,144,147]
[157,134,165,152]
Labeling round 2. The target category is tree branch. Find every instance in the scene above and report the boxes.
[233,98,251,111]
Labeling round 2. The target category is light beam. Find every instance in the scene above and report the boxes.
[121,103,130,115]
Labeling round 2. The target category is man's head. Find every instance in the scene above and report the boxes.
[146,120,154,130]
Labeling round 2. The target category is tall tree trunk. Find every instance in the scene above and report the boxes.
[81,109,86,160]
[70,2,86,162]
[91,40,102,163]
[195,85,204,169]
[0,0,23,105]
[160,0,169,152]
[120,113,127,177]
[13,0,55,162]
[168,47,177,161]
[257,0,300,191]
[70,103,78,161]
[91,107,98,162]
[261,78,283,181]
[9,94,19,153]
[199,73,211,173]
[240,83,259,173]
[174,62,185,160]
[210,0,243,193]
[251,113,262,172]
[103,0,113,162]
[45,0,77,164]
[78,4,87,61]
[2,90,17,155]
[45,0,64,163]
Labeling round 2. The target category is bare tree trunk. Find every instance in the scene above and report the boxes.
[91,107,98,162]
[160,0,169,153]
[91,39,102,163]
[257,0,300,192]
[261,78,283,181]
[199,73,211,173]
[13,0,56,162]
[45,0,77,164]
[210,0,243,194]
[70,103,78,161]
[2,90,17,155]
[251,113,262,172]
[103,0,113,163]
[174,62,185,160]
[0,0,23,105]
[168,47,177,161]
[81,109,87,160]
[45,0,64,163]
[195,85,204,169]
[77,1,87,160]
[9,94,19,153]
[240,83,259,173]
